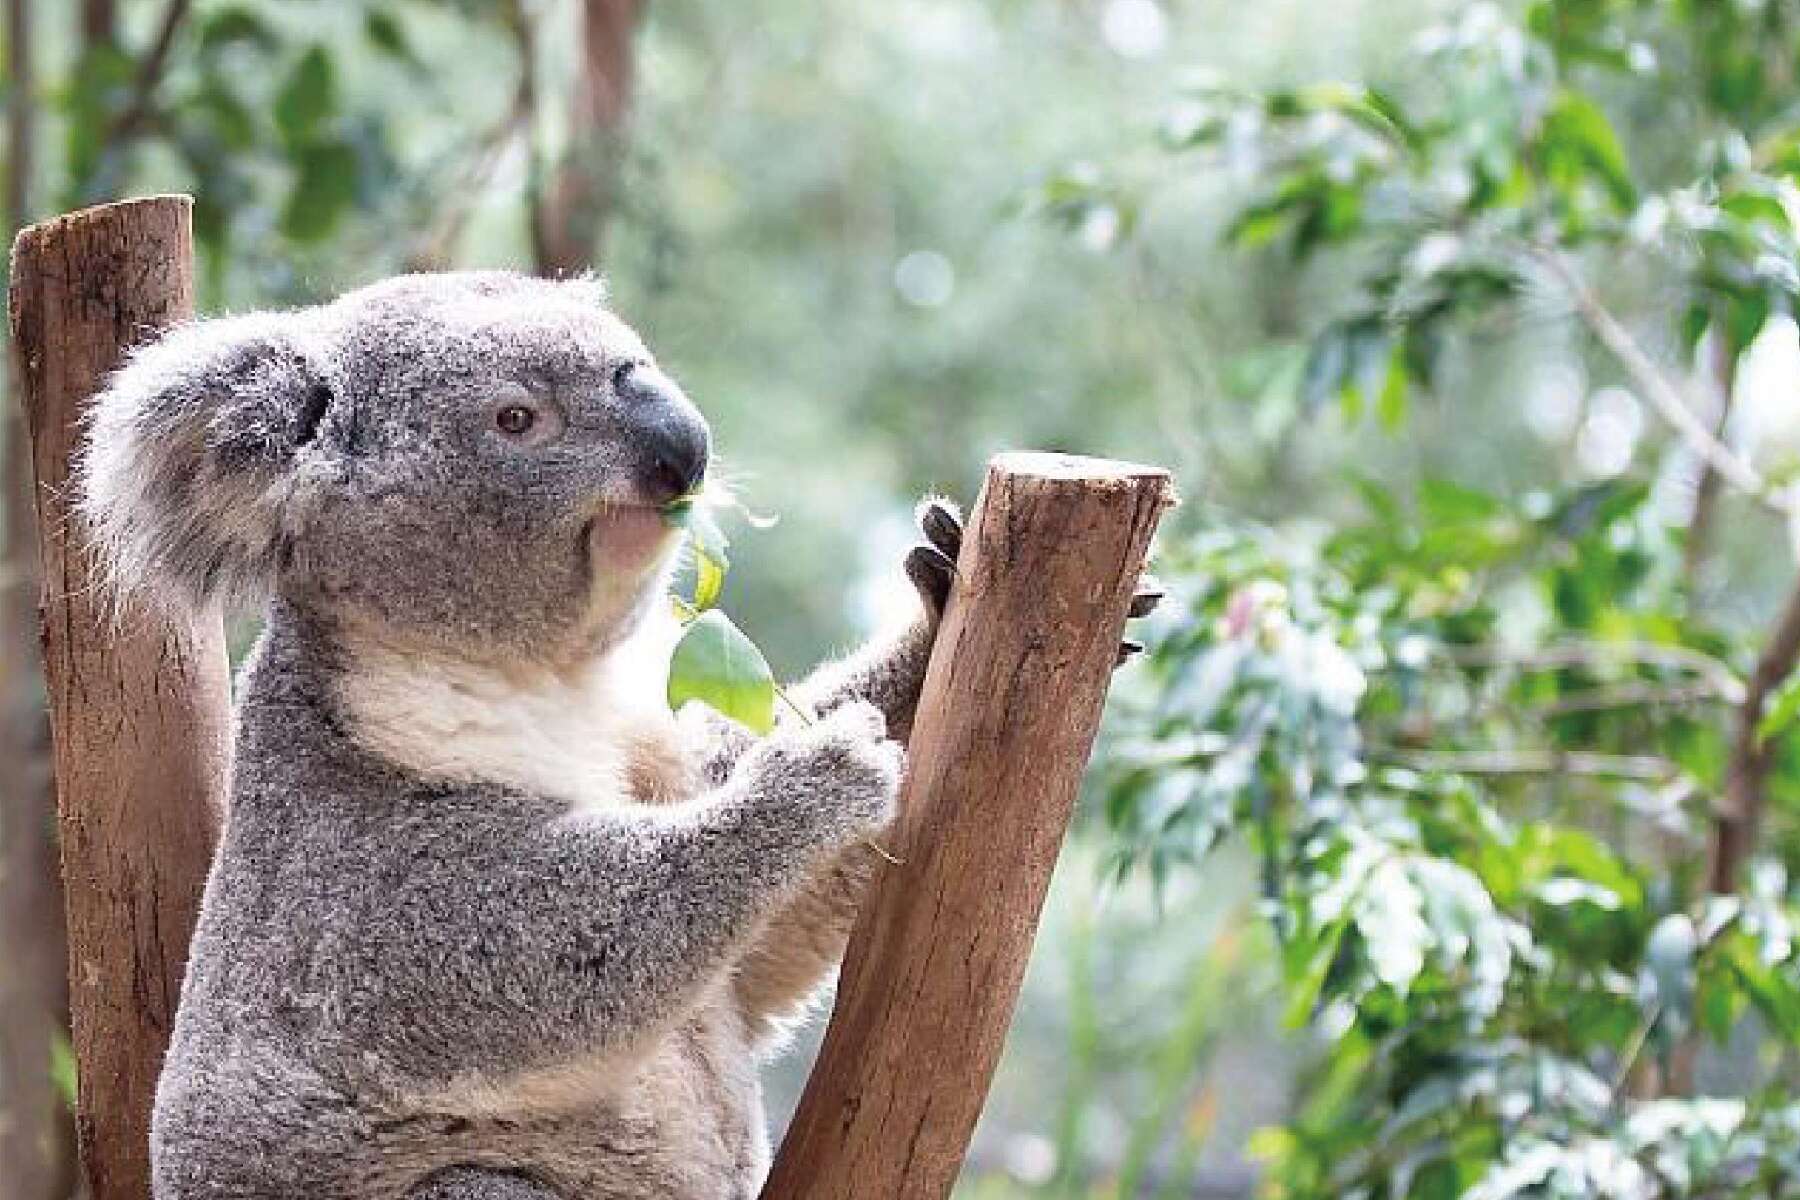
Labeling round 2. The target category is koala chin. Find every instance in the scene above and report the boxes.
[75,272,964,1200]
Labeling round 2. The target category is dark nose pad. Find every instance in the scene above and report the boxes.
[619,363,710,502]
[643,412,710,501]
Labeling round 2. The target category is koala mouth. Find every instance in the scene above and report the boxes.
[582,504,680,579]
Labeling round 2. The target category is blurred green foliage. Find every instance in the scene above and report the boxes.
[18,0,1800,1196]
[1068,0,1800,1195]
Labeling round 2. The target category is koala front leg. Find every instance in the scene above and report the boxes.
[390,702,899,1076]
[692,499,961,797]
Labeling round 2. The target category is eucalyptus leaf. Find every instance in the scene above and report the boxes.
[1757,673,1800,746]
[667,610,776,734]
[275,46,337,149]
[688,506,731,611]
[280,141,359,242]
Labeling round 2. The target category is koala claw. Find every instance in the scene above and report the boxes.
[906,498,1164,667]
[1128,576,1166,619]
[918,498,964,559]
[905,497,964,622]
[904,544,957,622]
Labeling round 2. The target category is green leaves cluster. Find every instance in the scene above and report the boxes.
[51,3,457,280]
[1039,0,1800,432]
[1105,476,1800,1197]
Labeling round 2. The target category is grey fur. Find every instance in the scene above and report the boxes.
[76,272,946,1200]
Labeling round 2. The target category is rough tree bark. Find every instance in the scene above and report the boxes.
[10,195,229,1200]
[531,0,646,275]
[763,453,1174,1200]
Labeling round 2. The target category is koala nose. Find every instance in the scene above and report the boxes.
[618,363,710,502]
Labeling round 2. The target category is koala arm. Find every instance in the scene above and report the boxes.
[718,500,1163,1039]
[366,704,899,1078]
[712,504,957,1041]
[695,499,961,793]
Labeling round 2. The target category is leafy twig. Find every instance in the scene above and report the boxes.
[103,0,191,147]
[1439,640,1746,705]
[1530,246,1786,515]
[1534,680,1730,716]
[1374,748,1681,781]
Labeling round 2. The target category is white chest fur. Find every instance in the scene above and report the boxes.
[335,617,683,809]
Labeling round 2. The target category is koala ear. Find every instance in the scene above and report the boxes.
[77,312,337,614]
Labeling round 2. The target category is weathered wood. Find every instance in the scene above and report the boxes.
[9,196,228,1200]
[763,452,1173,1200]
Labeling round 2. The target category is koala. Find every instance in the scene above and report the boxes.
[77,271,1156,1200]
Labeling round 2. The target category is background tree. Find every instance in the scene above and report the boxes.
[1042,0,1800,1193]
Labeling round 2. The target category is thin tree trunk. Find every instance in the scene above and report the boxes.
[763,453,1174,1200]
[531,0,645,274]
[1684,328,1738,587]
[0,1,79,1191]
[79,0,113,46]
[1709,579,1800,894]
[10,196,229,1200]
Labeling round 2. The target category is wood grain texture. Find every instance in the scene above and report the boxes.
[763,452,1173,1200]
[9,195,228,1200]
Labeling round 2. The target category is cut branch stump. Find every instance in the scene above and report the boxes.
[764,452,1173,1200]
[9,195,229,1200]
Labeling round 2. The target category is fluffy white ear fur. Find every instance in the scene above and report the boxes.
[77,312,328,616]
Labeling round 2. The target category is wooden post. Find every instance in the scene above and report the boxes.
[763,452,1173,1200]
[9,196,229,1200]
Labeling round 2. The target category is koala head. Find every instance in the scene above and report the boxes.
[78,271,710,667]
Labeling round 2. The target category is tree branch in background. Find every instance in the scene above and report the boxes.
[79,0,114,46]
[1374,748,1683,782]
[1530,248,1800,895]
[406,0,538,271]
[1532,247,1786,515]
[1683,326,1739,585]
[532,0,646,275]
[1,1,78,1194]
[1535,680,1730,717]
[1709,582,1800,892]
[103,0,192,147]
[1439,639,1746,704]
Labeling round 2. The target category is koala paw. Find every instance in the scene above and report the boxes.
[744,701,902,847]
[904,497,962,625]
[904,495,1166,666]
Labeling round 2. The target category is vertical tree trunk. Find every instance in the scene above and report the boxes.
[763,453,1173,1200]
[531,0,645,274]
[10,195,229,1200]
[1683,327,1739,588]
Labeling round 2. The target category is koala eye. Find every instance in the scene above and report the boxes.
[487,389,565,447]
[495,405,536,436]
